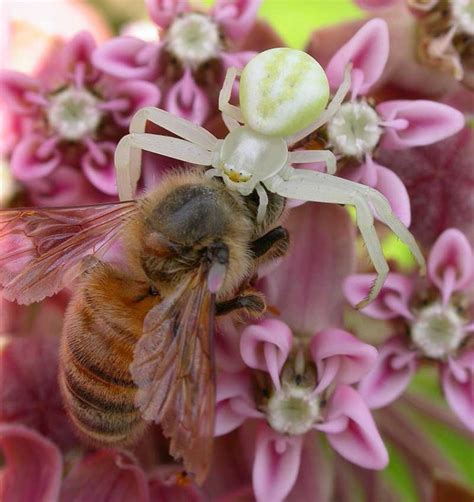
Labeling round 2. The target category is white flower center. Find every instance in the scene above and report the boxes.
[166,13,222,68]
[327,101,382,158]
[451,0,474,35]
[411,302,465,359]
[47,88,102,141]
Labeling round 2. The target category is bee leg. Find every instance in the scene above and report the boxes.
[216,289,266,318]
[251,226,289,262]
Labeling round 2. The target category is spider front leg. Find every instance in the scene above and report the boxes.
[265,170,395,308]
[115,133,215,200]
[219,67,245,129]
[287,149,337,175]
[114,107,218,200]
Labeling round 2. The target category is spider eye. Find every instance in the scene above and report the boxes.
[239,48,330,137]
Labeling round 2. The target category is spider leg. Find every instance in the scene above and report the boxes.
[219,67,245,125]
[115,133,214,200]
[287,149,337,175]
[255,183,269,223]
[265,170,392,308]
[285,64,352,146]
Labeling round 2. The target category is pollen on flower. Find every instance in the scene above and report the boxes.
[47,88,102,141]
[166,13,222,68]
[327,101,382,158]
[265,363,320,436]
[411,302,466,359]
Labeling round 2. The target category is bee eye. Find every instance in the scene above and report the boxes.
[149,285,160,296]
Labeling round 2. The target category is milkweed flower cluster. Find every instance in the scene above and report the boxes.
[0,1,473,501]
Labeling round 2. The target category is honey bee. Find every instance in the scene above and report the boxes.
[0,168,289,483]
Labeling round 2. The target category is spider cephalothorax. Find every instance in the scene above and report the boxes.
[114,48,426,307]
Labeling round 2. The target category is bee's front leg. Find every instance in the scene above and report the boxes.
[216,288,266,318]
[251,226,289,264]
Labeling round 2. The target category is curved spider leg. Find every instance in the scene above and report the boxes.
[265,169,390,308]
[255,183,269,223]
[284,169,426,274]
[287,149,337,175]
[114,133,214,200]
[219,67,245,125]
[285,64,352,146]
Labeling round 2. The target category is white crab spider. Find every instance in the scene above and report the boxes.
[115,48,425,307]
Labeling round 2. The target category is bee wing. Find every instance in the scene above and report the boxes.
[130,267,216,484]
[0,201,138,304]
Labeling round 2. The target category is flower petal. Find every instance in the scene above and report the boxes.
[164,69,210,125]
[344,273,415,320]
[260,203,355,335]
[0,70,43,113]
[81,141,117,195]
[0,424,62,502]
[325,18,389,96]
[10,134,61,180]
[92,36,159,80]
[309,329,378,390]
[377,100,465,150]
[108,80,161,127]
[428,228,473,300]
[215,371,259,436]
[212,0,262,41]
[322,385,389,469]
[354,0,400,8]
[441,350,474,431]
[60,450,149,501]
[240,319,293,389]
[62,31,98,84]
[0,335,77,450]
[253,424,303,502]
[146,0,189,29]
[148,466,203,501]
[358,335,418,408]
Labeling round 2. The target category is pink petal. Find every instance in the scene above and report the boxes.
[146,0,189,29]
[441,350,474,431]
[0,70,43,113]
[377,100,465,150]
[259,203,355,336]
[322,385,389,469]
[81,141,118,195]
[0,424,62,502]
[309,329,378,390]
[344,273,415,320]
[10,134,61,180]
[60,450,150,501]
[215,371,258,436]
[0,335,77,450]
[372,163,411,227]
[164,69,210,125]
[358,335,418,409]
[212,0,262,41]
[240,319,293,389]
[62,31,97,83]
[149,466,203,501]
[108,80,161,127]
[253,424,303,502]
[92,36,159,80]
[325,18,389,96]
[220,51,257,70]
[26,165,106,206]
[215,319,246,373]
[428,228,473,300]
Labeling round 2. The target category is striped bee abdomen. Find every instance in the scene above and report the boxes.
[59,263,161,446]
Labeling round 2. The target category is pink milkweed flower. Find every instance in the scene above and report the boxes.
[0,31,160,202]
[354,0,474,88]
[308,18,465,226]
[93,0,263,126]
[344,228,474,430]
[215,323,387,502]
